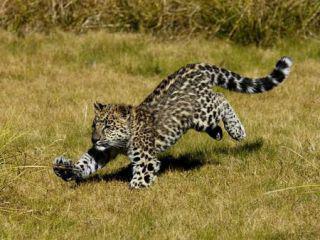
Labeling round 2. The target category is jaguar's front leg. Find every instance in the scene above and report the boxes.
[128,147,160,189]
[53,147,110,182]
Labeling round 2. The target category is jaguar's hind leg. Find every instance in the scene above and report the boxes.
[218,96,246,141]
[193,92,246,141]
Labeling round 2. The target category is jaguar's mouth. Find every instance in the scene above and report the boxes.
[95,145,107,151]
[94,142,110,151]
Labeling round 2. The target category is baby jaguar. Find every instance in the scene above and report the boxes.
[53,57,292,188]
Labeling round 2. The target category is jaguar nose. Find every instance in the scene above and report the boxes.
[91,135,100,144]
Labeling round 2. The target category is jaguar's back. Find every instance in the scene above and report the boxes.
[141,57,292,110]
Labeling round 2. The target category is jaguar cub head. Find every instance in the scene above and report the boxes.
[92,102,132,151]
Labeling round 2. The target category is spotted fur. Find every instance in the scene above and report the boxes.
[53,57,292,188]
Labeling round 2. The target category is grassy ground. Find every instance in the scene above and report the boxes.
[0,31,319,239]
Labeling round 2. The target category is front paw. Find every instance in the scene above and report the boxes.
[129,179,147,189]
[129,174,156,189]
[53,156,80,181]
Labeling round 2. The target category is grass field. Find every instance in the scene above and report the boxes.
[0,31,319,239]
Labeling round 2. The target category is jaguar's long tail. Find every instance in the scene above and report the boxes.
[209,56,293,93]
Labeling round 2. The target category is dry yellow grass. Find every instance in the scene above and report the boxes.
[1,0,320,45]
[0,31,319,239]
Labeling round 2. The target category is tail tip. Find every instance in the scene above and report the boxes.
[276,56,293,76]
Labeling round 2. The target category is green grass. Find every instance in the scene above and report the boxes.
[0,31,319,239]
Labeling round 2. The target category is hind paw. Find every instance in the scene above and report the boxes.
[228,126,246,141]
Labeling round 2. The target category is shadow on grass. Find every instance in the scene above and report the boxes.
[80,152,215,184]
[77,138,263,185]
[214,138,264,156]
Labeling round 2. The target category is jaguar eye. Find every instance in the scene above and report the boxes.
[104,120,111,129]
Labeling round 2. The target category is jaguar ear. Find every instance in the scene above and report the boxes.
[117,105,132,118]
[94,102,106,113]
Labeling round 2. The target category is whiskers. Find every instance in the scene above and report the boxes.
[96,140,127,149]
[112,141,127,148]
